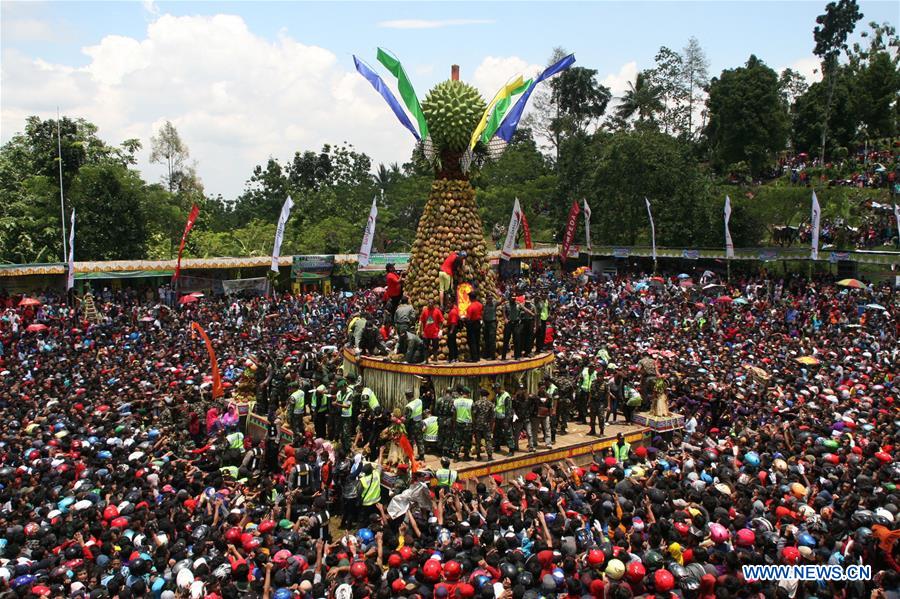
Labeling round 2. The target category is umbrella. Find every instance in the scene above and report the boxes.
[865,304,887,311]
[715,296,733,304]
[677,273,691,279]
[648,279,665,288]
[140,316,155,322]
[25,323,48,332]
[836,279,867,289]
[178,294,199,305]
[372,286,386,295]
[18,297,41,307]
[679,280,694,288]
[795,356,820,365]
[733,297,749,305]
[703,284,725,294]
[634,282,649,291]
[650,276,665,283]
[190,292,205,298]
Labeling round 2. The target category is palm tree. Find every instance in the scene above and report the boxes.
[616,72,664,124]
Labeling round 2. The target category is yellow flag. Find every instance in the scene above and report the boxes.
[468,75,525,150]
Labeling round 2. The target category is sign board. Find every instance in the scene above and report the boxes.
[358,253,411,272]
[613,247,631,258]
[291,255,334,277]
[758,249,779,262]
[682,249,699,260]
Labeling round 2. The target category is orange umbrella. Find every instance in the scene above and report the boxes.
[18,297,41,307]
[715,296,733,304]
[26,323,48,332]
[836,278,867,289]
[178,294,199,305]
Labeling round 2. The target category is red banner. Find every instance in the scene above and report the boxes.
[521,211,533,249]
[191,321,223,399]
[560,200,581,263]
[398,434,419,472]
[174,204,200,282]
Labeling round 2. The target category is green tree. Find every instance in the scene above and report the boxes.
[150,121,191,193]
[792,69,856,156]
[705,55,790,176]
[615,72,664,125]
[682,37,710,139]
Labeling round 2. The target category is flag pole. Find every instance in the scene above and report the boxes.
[56,108,67,263]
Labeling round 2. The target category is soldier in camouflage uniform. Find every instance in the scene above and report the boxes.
[588,363,608,436]
[492,382,515,455]
[452,386,474,461]
[335,384,355,453]
[472,388,494,461]
[434,387,456,458]
[554,360,577,436]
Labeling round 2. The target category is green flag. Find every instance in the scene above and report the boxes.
[377,49,429,140]
[481,78,531,144]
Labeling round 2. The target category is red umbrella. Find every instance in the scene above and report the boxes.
[650,276,665,283]
[26,323,48,332]
[18,298,41,307]
[715,296,734,304]
[178,294,199,305]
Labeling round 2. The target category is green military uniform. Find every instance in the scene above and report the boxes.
[589,373,608,436]
[452,395,474,460]
[404,395,425,459]
[309,383,329,439]
[493,390,515,454]
[337,390,354,453]
[472,394,495,460]
[434,392,456,457]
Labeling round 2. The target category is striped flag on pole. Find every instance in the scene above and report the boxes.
[645,197,657,262]
[271,195,294,272]
[724,196,734,259]
[583,199,592,249]
[66,210,75,290]
[810,191,821,260]
[358,197,378,267]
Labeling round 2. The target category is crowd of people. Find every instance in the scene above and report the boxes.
[0,263,897,599]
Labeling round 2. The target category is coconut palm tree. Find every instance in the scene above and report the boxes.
[616,72,664,125]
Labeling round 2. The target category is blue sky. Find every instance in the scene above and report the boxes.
[2,1,897,197]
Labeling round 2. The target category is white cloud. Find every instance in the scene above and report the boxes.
[471,55,542,100]
[1,16,57,42]
[0,13,415,198]
[142,0,160,17]
[779,57,822,84]
[601,61,638,98]
[377,19,494,30]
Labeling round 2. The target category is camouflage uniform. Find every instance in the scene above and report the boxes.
[472,394,495,460]
[588,372,608,436]
[554,373,574,436]
[434,391,456,458]
[511,389,533,452]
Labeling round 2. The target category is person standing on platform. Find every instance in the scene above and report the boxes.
[512,384,532,453]
[588,364,608,436]
[446,301,460,363]
[520,296,537,357]
[289,381,306,436]
[438,250,466,307]
[482,294,498,360]
[545,377,560,445]
[336,385,355,453]
[492,382,514,456]
[472,388,494,461]
[434,388,456,458]
[532,384,552,450]
[394,296,415,355]
[607,365,626,424]
[578,358,597,423]
[422,409,439,455]
[419,300,444,363]
[465,291,483,362]
[535,293,550,353]
[403,389,425,461]
[358,461,382,525]
[452,386,474,461]
[310,379,329,439]
[500,294,521,360]
[384,263,402,316]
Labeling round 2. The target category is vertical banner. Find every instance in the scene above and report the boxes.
[174,203,200,282]
[724,195,735,259]
[501,198,523,260]
[271,195,295,272]
[520,210,533,249]
[66,210,75,290]
[583,199,592,250]
[810,191,821,260]
[358,196,378,267]
[644,197,657,262]
[560,200,581,264]
[894,204,899,247]
[191,322,223,399]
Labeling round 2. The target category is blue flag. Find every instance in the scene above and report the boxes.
[495,54,576,143]
[353,55,421,141]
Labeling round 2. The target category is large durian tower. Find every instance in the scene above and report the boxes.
[403,66,498,315]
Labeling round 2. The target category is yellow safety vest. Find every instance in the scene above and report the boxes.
[360,469,381,506]
[406,398,423,421]
[613,441,631,462]
[362,388,379,411]
[495,392,510,417]
[454,397,473,424]
[435,468,458,487]
[226,432,244,450]
[423,417,439,442]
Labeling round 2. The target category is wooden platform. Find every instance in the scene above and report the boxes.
[420,420,648,482]
[341,347,554,377]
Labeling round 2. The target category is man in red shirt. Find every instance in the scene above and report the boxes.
[446,301,460,362]
[465,291,483,362]
[438,250,466,306]
[419,300,444,362]
[384,263,402,316]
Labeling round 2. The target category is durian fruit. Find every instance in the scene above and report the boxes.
[422,80,486,155]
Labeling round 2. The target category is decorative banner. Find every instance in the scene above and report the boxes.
[191,321,223,399]
[291,255,335,276]
[560,199,581,264]
[520,210,533,249]
[682,249,700,260]
[471,76,527,150]
[66,209,75,290]
[829,251,850,264]
[644,197,657,262]
[358,253,410,272]
[376,48,429,140]
[354,55,421,141]
[174,203,200,282]
[397,434,419,473]
[724,195,734,259]
[613,247,631,258]
[583,198,592,250]
[495,54,576,144]
[758,249,779,262]
[271,195,294,272]
[481,78,532,144]
[810,191,821,260]
[501,198,524,260]
[894,204,899,245]
[358,197,378,267]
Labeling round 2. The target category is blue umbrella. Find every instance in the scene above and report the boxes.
[677,273,691,279]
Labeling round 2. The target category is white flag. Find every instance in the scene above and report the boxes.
[894,204,900,247]
[66,210,75,290]
[724,195,734,259]
[583,199,592,249]
[501,198,523,260]
[271,195,295,272]
[644,197,656,261]
[810,191,821,260]
[358,196,378,267]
